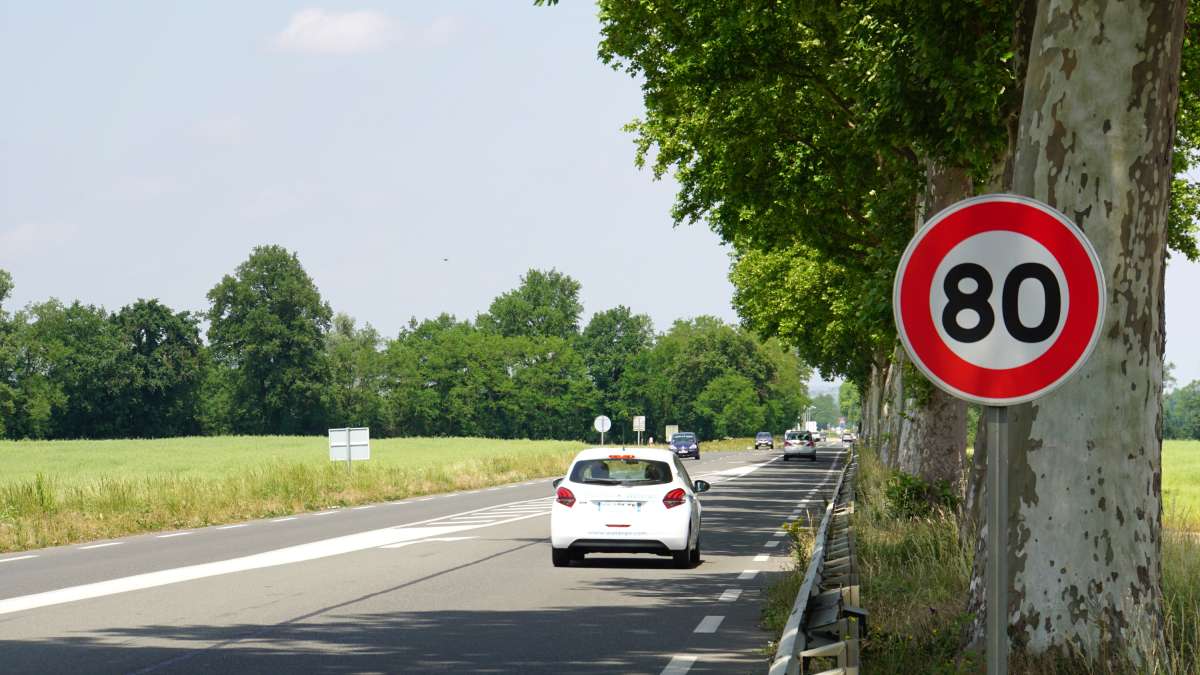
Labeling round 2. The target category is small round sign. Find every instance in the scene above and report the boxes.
[893,194,1105,406]
[593,415,612,433]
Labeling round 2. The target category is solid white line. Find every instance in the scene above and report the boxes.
[157,532,191,539]
[661,655,697,675]
[694,615,725,633]
[271,517,297,523]
[216,524,247,530]
[79,542,123,550]
[0,555,38,563]
[738,570,759,580]
[417,497,436,501]
[754,554,770,562]
[718,588,742,602]
[351,505,375,511]
[389,501,408,505]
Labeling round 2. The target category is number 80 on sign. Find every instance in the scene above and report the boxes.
[893,194,1105,406]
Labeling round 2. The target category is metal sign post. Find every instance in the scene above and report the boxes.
[593,415,611,446]
[986,406,1009,675]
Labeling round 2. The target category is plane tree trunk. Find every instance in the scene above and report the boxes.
[965,0,1182,665]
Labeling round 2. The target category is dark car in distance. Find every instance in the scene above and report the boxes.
[754,432,774,449]
[668,432,701,460]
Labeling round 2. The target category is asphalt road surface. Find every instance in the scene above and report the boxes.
[0,445,848,674]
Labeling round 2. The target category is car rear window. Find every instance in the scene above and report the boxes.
[785,431,802,439]
[671,433,696,443]
[569,458,674,486]
[757,432,771,438]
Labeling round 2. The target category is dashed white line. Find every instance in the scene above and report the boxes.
[754,554,770,562]
[352,505,375,511]
[417,497,436,501]
[694,615,725,633]
[765,540,781,548]
[718,588,742,602]
[738,569,759,580]
[216,524,247,530]
[661,655,697,675]
[311,511,339,517]
[157,532,191,539]
[79,542,123,550]
[0,555,38,563]
[271,517,297,523]
[773,530,785,537]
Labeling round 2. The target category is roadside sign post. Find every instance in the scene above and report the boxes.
[593,415,612,445]
[329,427,371,474]
[633,415,646,445]
[893,195,1105,675]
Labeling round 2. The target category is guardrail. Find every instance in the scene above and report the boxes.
[769,447,864,675]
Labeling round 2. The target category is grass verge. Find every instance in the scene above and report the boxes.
[0,436,585,552]
[761,445,1199,674]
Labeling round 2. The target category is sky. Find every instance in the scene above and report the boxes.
[1,2,1198,391]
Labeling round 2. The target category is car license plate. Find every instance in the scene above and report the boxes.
[598,501,641,512]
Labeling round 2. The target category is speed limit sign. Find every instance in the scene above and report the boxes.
[893,194,1105,406]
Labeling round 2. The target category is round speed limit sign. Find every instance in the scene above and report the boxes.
[893,194,1105,406]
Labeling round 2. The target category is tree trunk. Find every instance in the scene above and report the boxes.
[861,358,885,449]
[879,348,904,468]
[895,162,972,490]
[966,0,1182,665]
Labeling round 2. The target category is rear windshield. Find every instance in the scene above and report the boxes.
[756,432,772,438]
[671,433,696,443]
[785,431,807,440]
[570,458,674,486]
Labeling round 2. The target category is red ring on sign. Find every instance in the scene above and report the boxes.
[898,200,1100,400]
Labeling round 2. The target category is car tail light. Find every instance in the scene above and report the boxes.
[663,488,686,509]
[556,486,576,508]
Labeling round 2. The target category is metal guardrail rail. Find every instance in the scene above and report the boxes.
[769,449,864,675]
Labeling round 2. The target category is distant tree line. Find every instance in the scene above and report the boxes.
[1165,380,1200,441]
[0,246,810,441]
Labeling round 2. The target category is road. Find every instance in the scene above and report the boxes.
[0,445,847,674]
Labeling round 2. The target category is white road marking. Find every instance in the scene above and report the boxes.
[661,655,697,675]
[738,570,759,580]
[773,530,785,537]
[718,588,742,602]
[79,542,123,550]
[754,554,770,562]
[0,495,556,616]
[379,536,477,549]
[417,497,436,501]
[157,532,191,539]
[351,505,375,511]
[0,555,38,563]
[216,524,247,530]
[765,540,781,548]
[271,517,297,523]
[311,510,339,517]
[694,615,725,633]
[389,501,408,505]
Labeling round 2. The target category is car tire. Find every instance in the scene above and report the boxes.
[694,453,701,460]
[690,534,701,564]
[672,544,691,569]
[552,548,571,567]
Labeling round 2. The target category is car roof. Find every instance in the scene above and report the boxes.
[571,447,680,462]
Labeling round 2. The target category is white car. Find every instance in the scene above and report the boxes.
[550,447,710,568]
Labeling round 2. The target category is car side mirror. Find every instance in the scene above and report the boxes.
[693,480,710,494]
[553,478,563,488]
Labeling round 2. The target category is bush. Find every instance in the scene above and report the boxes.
[884,471,960,519]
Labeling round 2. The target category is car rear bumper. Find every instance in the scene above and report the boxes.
[783,447,817,458]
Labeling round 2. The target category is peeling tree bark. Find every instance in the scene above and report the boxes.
[966,0,1182,665]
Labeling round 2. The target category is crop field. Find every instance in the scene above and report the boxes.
[0,436,586,552]
[1164,440,1200,531]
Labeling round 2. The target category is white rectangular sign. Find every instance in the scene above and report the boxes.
[664,424,679,440]
[632,416,646,432]
[329,427,370,462]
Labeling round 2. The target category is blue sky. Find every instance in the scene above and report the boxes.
[1,2,1198,389]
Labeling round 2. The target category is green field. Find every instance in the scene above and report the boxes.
[1164,440,1200,531]
[0,436,586,552]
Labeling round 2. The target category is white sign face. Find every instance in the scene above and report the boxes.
[593,415,612,433]
[632,416,646,432]
[664,424,679,440]
[893,194,1105,406]
[329,427,371,461]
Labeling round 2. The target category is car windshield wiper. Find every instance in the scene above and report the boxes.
[581,478,621,485]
